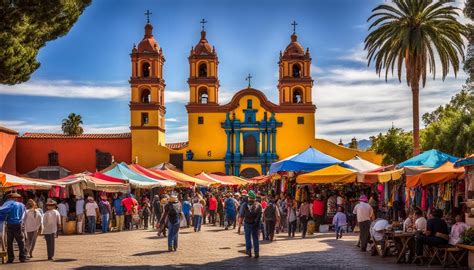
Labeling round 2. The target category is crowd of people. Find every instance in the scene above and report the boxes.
[0,187,470,266]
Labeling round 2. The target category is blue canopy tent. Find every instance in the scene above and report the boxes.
[398,149,459,169]
[269,147,342,174]
[102,162,175,188]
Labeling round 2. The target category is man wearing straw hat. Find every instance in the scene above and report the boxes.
[159,194,183,251]
[0,192,26,263]
[42,199,61,260]
[353,194,374,252]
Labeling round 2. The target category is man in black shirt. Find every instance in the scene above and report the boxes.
[414,209,449,265]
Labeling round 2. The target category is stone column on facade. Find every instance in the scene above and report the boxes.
[266,130,271,155]
[272,128,276,155]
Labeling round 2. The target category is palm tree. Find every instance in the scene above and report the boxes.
[61,113,84,135]
[365,0,466,155]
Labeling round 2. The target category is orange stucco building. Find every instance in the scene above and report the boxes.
[0,126,18,175]
[15,133,132,175]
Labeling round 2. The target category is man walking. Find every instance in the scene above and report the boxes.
[0,193,27,263]
[353,195,374,252]
[113,194,124,231]
[263,196,280,241]
[152,195,162,229]
[240,190,262,258]
[160,195,182,251]
[42,199,61,260]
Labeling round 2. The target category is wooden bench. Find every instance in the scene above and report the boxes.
[428,245,467,268]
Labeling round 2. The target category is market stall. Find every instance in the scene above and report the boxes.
[296,164,357,184]
[269,146,342,174]
[128,164,193,188]
[101,162,176,188]
[0,172,57,190]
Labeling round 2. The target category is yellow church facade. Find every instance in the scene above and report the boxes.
[129,20,382,178]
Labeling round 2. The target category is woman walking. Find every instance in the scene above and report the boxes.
[24,199,43,258]
[287,198,297,238]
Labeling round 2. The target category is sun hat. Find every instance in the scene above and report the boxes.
[359,195,368,202]
[46,198,57,206]
[7,192,22,199]
[248,190,256,200]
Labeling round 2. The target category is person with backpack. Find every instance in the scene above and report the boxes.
[159,195,183,251]
[240,190,262,258]
[263,196,280,241]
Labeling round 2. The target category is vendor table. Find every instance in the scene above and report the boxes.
[392,232,415,263]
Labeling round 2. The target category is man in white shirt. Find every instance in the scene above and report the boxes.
[353,195,374,252]
[57,200,69,234]
[192,199,204,232]
[85,197,99,233]
[414,209,427,232]
[42,199,61,260]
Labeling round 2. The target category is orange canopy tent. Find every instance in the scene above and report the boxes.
[127,164,191,188]
[0,172,58,190]
[194,172,227,186]
[248,175,271,184]
[148,167,210,187]
[206,173,250,186]
[407,162,465,187]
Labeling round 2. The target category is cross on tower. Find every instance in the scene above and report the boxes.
[200,18,208,31]
[144,10,152,23]
[291,20,298,34]
[246,73,253,88]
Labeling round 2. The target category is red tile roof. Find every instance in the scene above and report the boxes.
[166,141,189,150]
[20,133,131,139]
[0,126,19,135]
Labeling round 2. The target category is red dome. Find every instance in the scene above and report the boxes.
[192,31,214,56]
[283,34,305,56]
[137,23,160,53]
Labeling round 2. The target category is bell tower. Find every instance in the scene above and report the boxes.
[187,19,219,105]
[130,11,166,146]
[278,21,313,105]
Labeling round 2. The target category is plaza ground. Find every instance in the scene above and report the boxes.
[4,224,439,270]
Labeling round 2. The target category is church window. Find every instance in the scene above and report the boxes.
[292,63,302,78]
[141,113,149,125]
[198,63,208,77]
[293,89,303,104]
[247,99,253,109]
[243,135,258,157]
[142,62,151,77]
[198,116,204,124]
[48,151,58,166]
[297,116,304,124]
[141,89,151,103]
[198,88,208,104]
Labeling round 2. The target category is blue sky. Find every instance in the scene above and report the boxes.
[0,0,468,143]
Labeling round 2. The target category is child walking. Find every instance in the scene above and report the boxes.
[332,206,347,239]
[42,199,61,260]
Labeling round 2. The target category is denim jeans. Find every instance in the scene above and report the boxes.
[101,214,109,233]
[193,215,202,231]
[87,216,96,233]
[184,214,191,227]
[244,223,260,254]
[168,221,180,249]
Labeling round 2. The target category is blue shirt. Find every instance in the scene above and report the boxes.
[0,200,25,225]
[225,198,236,216]
[113,198,124,215]
[182,201,191,215]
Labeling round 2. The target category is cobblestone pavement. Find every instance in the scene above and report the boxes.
[3,224,445,270]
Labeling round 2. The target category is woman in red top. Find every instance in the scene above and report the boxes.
[208,194,217,225]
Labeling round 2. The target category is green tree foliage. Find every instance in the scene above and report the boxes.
[365,0,467,155]
[465,0,474,83]
[369,127,413,165]
[61,113,84,135]
[421,88,473,157]
[0,0,92,85]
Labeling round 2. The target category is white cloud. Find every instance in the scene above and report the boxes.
[165,118,178,122]
[0,80,129,99]
[314,64,467,142]
[166,90,188,103]
[337,43,367,63]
